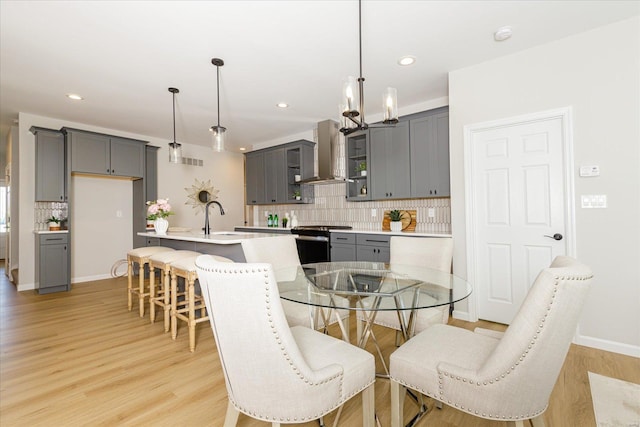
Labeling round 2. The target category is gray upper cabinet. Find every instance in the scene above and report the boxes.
[410,109,450,198]
[31,127,66,202]
[264,148,286,204]
[245,151,265,205]
[110,137,145,178]
[369,121,410,200]
[245,140,314,205]
[65,128,145,178]
[345,131,370,200]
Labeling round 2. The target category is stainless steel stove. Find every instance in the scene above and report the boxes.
[291,225,352,263]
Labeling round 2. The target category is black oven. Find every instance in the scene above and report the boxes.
[292,225,352,264]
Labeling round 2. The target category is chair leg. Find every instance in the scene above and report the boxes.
[138,262,145,317]
[362,383,375,427]
[356,318,364,345]
[171,272,178,340]
[188,278,196,352]
[127,258,133,311]
[390,380,406,427]
[149,266,156,323]
[163,269,171,333]
[530,415,545,427]
[223,400,240,427]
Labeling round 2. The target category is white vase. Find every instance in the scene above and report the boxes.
[360,170,367,176]
[390,221,402,232]
[154,217,169,235]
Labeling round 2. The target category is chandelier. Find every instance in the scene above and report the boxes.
[210,58,226,152]
[340,0,398,135]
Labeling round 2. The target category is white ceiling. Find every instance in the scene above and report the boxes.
[1,1,638,152]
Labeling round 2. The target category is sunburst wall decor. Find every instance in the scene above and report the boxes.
[185,179,219,213]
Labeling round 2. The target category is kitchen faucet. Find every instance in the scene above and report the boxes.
[204,200,225,235]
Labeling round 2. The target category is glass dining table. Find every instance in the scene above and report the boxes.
[275,261,473,372]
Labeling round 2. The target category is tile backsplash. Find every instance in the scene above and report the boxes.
[34,201,69,231]
[253,183,451,233]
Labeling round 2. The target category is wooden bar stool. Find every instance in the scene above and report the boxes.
[149,250,201,331]
[170,255,233,351]
[127,246,175,317]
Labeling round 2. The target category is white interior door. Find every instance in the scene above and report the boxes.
[466,110,573,324]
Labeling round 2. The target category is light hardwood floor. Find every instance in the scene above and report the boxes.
[1,271,638,426]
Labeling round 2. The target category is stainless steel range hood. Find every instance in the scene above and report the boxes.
[297,119,346,184]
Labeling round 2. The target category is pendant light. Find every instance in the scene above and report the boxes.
[210,58,226,152]
[167,87,182,163]
[340,0,398,135]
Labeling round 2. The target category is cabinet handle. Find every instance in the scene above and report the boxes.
[434,190,437,195]
[336,237,348,241]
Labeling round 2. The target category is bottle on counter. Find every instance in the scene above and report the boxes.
[290,210,298,228]
[274,213,279,228]
[267,213,273,227]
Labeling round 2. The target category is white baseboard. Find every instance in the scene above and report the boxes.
[575,334,640,358]
[72,273,113,284]
[17,282,35,291]
[452,309,473,322]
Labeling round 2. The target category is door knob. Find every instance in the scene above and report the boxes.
[544,233,563,241]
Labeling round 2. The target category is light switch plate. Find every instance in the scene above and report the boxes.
[428,208,435,218]
[579,165,600,177]
[581,194,607,208]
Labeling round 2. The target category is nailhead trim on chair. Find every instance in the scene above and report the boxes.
[195,262,377,423]
[394,273,593,422]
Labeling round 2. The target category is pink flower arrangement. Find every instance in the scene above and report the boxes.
[146,198,174,220]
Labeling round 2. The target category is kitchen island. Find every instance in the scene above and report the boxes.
[137,230,285,262]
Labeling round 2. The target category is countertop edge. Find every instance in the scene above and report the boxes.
[236,226,451,238]
[33,230,69,234]
[137,231,288,245]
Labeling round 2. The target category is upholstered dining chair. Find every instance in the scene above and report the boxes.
[195,257,376,426]
[241,235,350,339]
[356,236,454,344]
[389,256,593,427]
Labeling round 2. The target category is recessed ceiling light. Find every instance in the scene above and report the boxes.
[276,102,289,108]
[239,147,246,151]
[67,93,83,100]
[494,26,513,41]
[398,56,416,66]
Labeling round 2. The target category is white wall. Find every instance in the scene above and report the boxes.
[449,17,640,356]
[71,177,132,281]
[17,113,244,288]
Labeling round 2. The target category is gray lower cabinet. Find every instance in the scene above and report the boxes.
[369,121,410,200]
[65,128,145,178]
[330,233,357,261]
[330,233,390,263]
[31,127,66,202]
[356,234,391,263]
[410,109,450,197]
[35,233,70,294]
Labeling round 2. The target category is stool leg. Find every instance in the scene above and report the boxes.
[149,266,156,323]
[138,262,145,317]
[127,257,133,311]
[171,272,178,340]
[163,268,171,333]
[188,277,196,352]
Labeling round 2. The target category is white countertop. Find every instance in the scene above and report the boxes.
[137,230,287,245]
[33,230,69,234]
[236,226,450,238]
